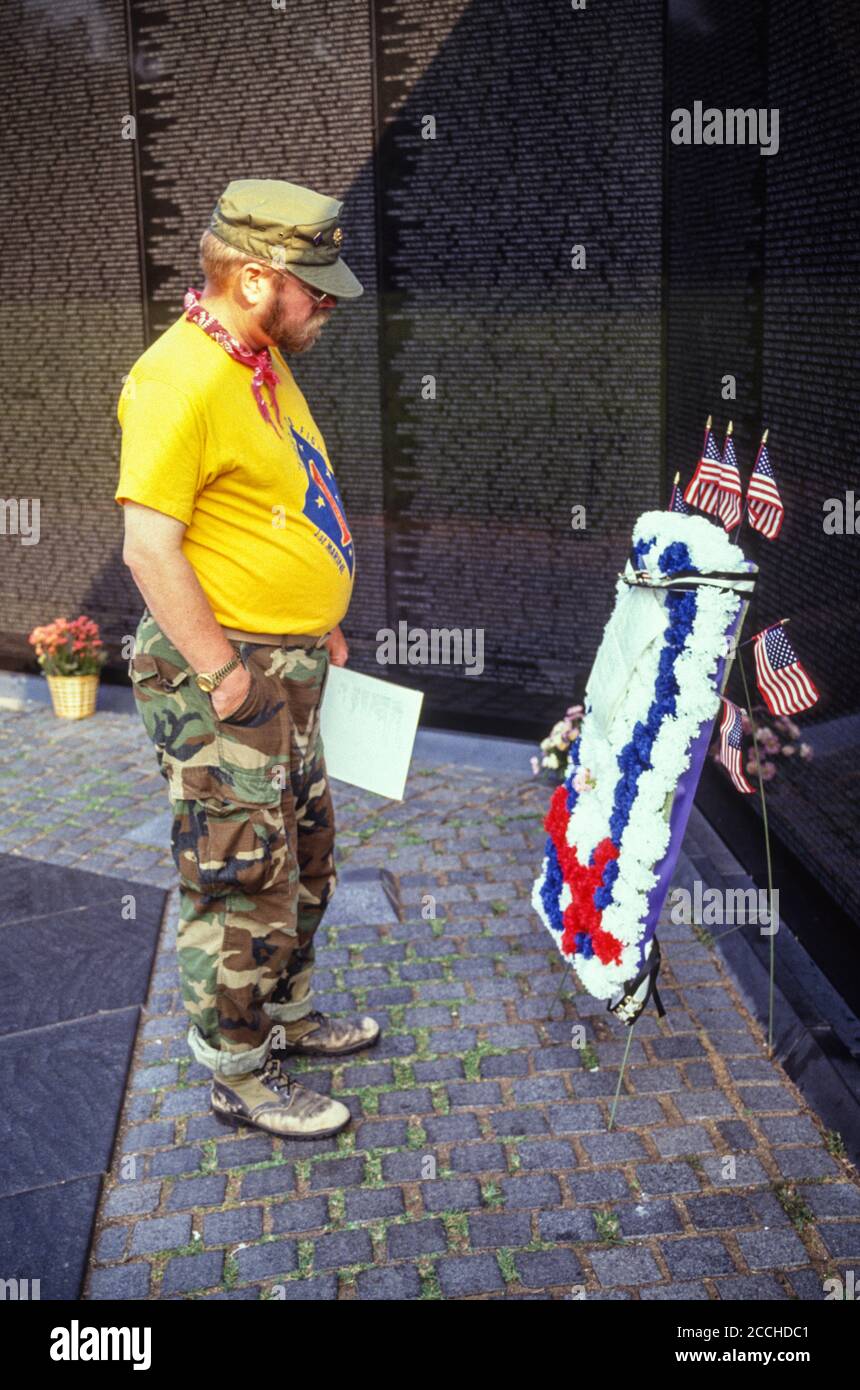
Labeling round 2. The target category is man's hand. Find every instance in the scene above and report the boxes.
[211,662,252,720]
[326,624,349,666]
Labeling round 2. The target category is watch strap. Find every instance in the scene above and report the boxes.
[201,654,241,689]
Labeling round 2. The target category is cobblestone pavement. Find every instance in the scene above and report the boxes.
[2,702,859,1301]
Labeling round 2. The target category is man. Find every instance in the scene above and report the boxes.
[116,178,378,1140]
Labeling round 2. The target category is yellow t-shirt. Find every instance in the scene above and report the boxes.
[115,311,355,635]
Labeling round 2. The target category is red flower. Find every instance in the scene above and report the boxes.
[592,838,619,872]
[591,928,623,966]
[561,922,578,955]
[553,830,623,966]
[544,785,569,848]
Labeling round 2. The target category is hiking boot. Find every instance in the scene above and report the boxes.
[210,1056,351,1139]
[277,1009,380,1057]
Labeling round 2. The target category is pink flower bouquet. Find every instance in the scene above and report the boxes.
[28,615,108,678]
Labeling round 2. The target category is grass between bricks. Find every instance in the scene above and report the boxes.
[579,1042,600,1071]
[824,1130,846,1159]
[174,1057,192,1090]
[430,1082,450,1115]
[199,1140,218,1175]
[773,1182,815,1230]
[593,1209,623,1244]
[407,1117,427,1149]
[417,1257,442,1298]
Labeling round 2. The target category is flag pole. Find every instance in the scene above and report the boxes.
[738,616,789,650]
[726,445,778,1054]
[550,960,573,1015]
[720,419,735,531]
[720,598,750,697]
[735,643,778,1057]
[733,427,768,545]
[608,1023,636,1131]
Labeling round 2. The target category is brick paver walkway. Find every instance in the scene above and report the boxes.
[2,702,859,1300]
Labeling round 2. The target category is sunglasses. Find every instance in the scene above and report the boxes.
[257,261,336,309]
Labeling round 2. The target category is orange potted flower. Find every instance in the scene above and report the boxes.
[27,615,108,720]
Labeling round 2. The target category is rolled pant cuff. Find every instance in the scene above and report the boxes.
[263,992,316,1024]
[187,1025,271,1078]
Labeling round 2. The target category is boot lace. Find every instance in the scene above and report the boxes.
[260,1056,291,1096]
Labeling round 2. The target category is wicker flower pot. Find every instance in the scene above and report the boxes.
[46,673,100,720]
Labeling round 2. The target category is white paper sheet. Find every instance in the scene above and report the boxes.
[319,665,424,800]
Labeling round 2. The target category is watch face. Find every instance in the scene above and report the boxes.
[196,674,215,692]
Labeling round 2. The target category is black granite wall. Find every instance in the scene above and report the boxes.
[0,0,142,659]
[1,0,857,925]
[0,0,664,734]
[371,0,664,722]
[666,0,860,926]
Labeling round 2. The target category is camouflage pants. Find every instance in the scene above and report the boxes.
[130,611,336,1077]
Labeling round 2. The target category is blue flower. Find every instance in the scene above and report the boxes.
[564,729,582,812]
[632,535,656,570]
[540,839,565,934]
[657,541,694,577]
[601,587,698,916]
[593,857,619,909]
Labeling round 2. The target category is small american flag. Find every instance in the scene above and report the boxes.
[669,478,691,514]
[719,697,755,793]
[753,625,819,716]
[684,420,723,517]
[746,438,784,539]
[717,430,742,531]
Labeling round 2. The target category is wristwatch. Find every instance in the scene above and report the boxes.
[195,654,241,693]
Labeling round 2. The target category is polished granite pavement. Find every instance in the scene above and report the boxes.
[0,853,165,1297]
[1,701,859,1302]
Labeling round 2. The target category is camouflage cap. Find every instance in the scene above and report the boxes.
[209,178,363,300]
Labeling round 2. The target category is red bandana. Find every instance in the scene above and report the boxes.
[183,287,282,434]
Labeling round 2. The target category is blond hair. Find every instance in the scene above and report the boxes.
[198,228,253,293]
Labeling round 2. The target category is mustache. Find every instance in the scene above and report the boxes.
[305,309,332,334]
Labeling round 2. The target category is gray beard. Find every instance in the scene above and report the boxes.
[262,294,330,356]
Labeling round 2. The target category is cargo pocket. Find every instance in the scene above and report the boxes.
[128,651,219,795]
[128,651,192,694]
[171,764,288,900]
[212,663,292,808]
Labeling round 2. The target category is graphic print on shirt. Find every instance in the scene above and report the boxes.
[288,420,355,578]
